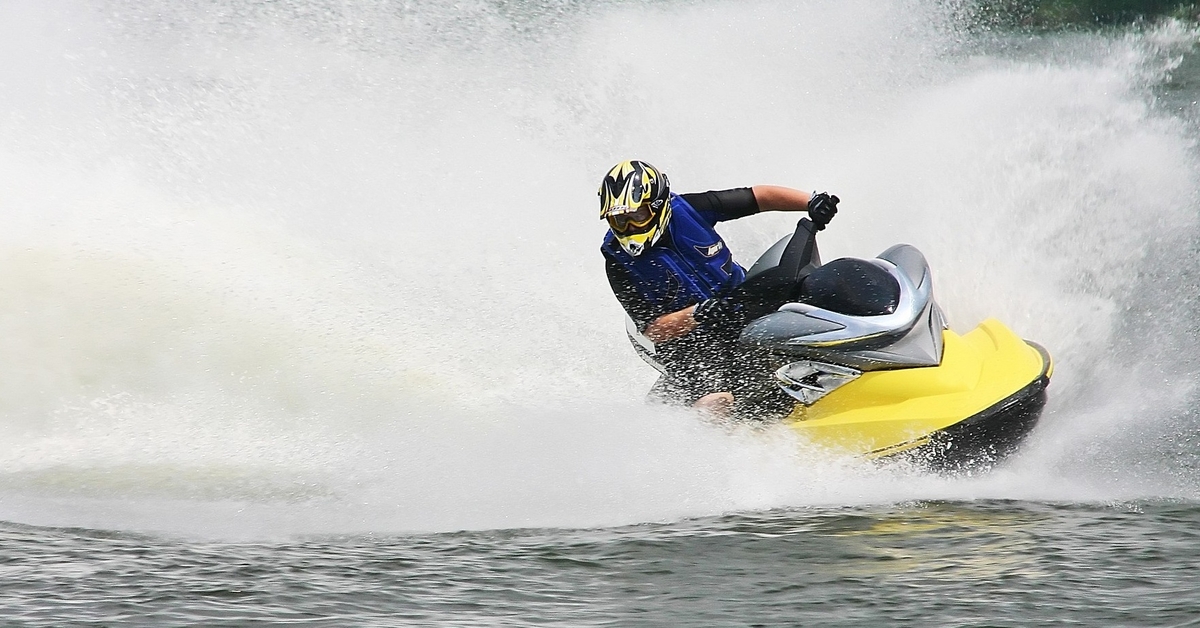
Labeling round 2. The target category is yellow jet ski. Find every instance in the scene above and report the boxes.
[629,217,1052,470]
[734,218,1052,468]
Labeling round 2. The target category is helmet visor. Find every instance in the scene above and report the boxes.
[605,204,656,234]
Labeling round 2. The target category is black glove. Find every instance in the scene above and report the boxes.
[807,192,839,230]
[692,296,745,330]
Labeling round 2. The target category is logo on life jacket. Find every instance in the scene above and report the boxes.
[695,242,725,258]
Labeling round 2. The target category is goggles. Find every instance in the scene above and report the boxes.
[605,203,656,234]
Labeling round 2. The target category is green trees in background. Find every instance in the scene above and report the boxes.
[976,0,1199,26]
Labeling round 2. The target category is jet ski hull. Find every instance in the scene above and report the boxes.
[784,319,1052,468]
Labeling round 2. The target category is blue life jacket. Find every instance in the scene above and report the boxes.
[602,193,747,317]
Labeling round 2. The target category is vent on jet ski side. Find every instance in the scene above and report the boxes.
[775,360,862,405]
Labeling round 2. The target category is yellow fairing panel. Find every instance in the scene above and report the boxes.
[786,319,1051,458]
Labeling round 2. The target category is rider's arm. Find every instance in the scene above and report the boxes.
[643,305,699,343]
[636,187,793,343]
[751,185,812,212]
[613,187,816,345]
[683,186,811,221]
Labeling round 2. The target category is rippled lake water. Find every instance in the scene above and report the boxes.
[3,501,1200,625]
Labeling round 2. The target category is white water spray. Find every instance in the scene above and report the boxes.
[0,0,1197,537]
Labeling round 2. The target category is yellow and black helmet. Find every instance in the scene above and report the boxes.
[599,160,672,256]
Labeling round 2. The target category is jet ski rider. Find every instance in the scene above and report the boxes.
[599,160,839,416]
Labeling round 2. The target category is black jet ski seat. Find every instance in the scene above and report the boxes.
[799,257,900,316]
